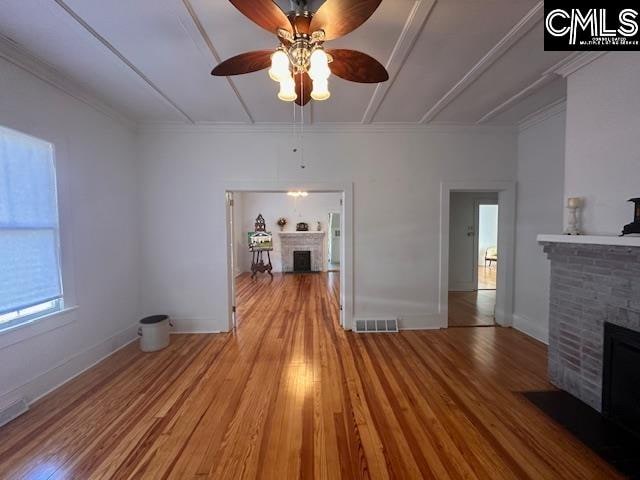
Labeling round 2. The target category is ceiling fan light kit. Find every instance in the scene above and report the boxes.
[212,0,389,106]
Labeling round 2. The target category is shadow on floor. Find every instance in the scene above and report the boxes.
[523,390,640,479]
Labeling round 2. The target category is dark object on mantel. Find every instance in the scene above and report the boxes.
[296,222,309,232]
[621,198,640,236]
[523,390,640,478]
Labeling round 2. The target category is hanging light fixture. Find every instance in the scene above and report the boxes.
[269,48,290,82]
[278,73,297,102]
[309,47,331,101]
[265,31,333,103]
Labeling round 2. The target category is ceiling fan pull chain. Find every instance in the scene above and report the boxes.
[300,72,305,169]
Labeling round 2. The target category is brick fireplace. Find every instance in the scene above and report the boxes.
[539,235,640,411]
[279,231,325,273]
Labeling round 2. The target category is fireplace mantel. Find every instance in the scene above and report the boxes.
[279,231,326,273]
[537,234,640,248]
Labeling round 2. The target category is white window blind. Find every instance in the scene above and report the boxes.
[0,126,62,316]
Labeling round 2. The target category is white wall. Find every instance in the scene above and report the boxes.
[234,192,342,273]
[513,110,566,344]
[565,53,640,235]
[138,127,517,331]
[0,57,140,408]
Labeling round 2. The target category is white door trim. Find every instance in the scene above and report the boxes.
[224,182,353,331]
[440,181,516,328]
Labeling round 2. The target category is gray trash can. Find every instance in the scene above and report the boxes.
[138,315,172,352]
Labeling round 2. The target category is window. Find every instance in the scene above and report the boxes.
[0,126,63,331]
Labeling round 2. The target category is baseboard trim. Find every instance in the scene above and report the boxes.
[169,317,227,333]
[398,314,446,330]
[0,322,138,411]
[171,331,223,335]
[513,313,549,345]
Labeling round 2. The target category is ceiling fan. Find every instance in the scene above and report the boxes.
[211,0,389,106]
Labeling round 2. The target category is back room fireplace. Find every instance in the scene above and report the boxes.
[293,251,311,273]
[603,322,640,437]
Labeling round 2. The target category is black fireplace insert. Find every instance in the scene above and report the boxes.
[603,322,640,438]
[293,251,311,272]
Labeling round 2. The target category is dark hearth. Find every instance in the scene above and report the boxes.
[622,198,640,236]
[523,390,640,478]
[293,251,311,272]
[603,322,640,438]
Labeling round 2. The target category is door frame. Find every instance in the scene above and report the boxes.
[225,181,353,331]
[439,181,516,328]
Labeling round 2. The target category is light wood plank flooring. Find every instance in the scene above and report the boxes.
[477,265,497,290]
[448,290,497,327]
[0,273,620,479]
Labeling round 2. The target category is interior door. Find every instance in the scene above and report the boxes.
[449,193,477,291]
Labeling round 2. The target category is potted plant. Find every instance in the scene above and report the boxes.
[277,217,287,231]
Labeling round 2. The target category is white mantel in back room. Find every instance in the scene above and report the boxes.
[537,234,640,247]
[279,231,326,272]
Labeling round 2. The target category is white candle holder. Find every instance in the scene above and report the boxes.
[565,197,583,235]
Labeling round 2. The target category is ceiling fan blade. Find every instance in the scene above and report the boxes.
[211,50,273,76]
[328,49,389,83]
[228,0,292,35]
[310,0,382,40]
[295,72,312,106]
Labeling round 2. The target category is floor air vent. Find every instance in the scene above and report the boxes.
[354,319,399,333]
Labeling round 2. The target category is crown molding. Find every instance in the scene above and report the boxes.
[137,121,517,135]
[0,34,136,129]
[553,52,607,78]
[361,0,437,124]
[420,1,543,124]
[517,99,566,132]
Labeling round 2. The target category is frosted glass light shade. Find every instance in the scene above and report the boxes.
[278,74,297,102]
[309,48,330,81]
[311,78,330,101]
[269,50,290,82]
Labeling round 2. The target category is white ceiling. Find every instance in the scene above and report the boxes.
[0,0,572,126]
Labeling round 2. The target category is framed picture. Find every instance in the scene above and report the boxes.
[248,231,273,250]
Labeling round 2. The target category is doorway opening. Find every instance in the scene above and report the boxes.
[448,192,499,327]
[226,188,348,331]
[327,212,341,272]
[477,203,498,291]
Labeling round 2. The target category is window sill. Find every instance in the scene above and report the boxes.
[0,305,78,350]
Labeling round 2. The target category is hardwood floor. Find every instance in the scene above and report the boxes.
[448,290,496,327]
[0,273,620,479]
[477,265,497,290]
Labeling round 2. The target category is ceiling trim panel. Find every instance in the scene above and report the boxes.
[0,34,135,128]
[181,0,254,123]
[361,0,437,124]
[475,52,579,124]
[554,52,607,78]
[420,1,543,124]
[52,0,196,124]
